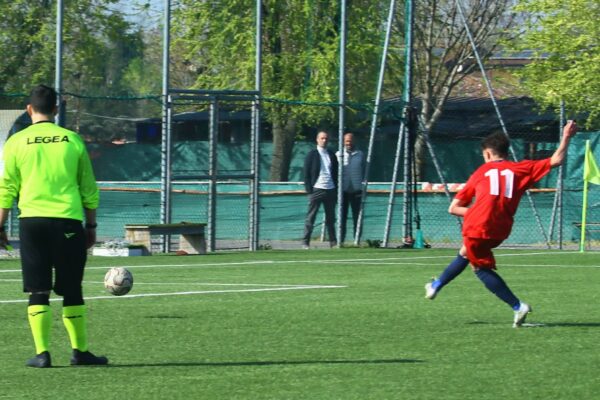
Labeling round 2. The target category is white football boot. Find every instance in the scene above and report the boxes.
[513,302,532,328]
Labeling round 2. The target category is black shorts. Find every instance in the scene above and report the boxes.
[20,217,87,296]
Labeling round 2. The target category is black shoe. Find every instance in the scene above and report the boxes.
[70,349,108,366]
[26,351,52,368]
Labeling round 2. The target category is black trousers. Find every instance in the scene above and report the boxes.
[341,190,362,243]
[303,189,337,245]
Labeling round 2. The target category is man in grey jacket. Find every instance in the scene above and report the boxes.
[336,133,365,244]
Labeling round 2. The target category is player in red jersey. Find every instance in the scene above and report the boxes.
[425,121,577,327]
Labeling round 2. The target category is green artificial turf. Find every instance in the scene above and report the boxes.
[0,248,599,399]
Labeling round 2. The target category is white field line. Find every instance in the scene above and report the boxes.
[0,279,340,286]
[0,284,346,304]
[80,251,590,271]
[0,251,596,274]
[330,262,600,268]
[82,281,321,287]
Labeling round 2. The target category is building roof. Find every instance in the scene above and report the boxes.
[380,96,559,141]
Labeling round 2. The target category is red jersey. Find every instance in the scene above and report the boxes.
[455,158,551,240]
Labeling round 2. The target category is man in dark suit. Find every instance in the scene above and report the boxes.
[302,131,338,248]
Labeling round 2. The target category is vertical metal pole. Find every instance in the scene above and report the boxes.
[356,0,396,245]
[383,0,413,247]
[337,0,347,247]
[382,120,406,247]
[208,99,219,252]
[548,103,564,246]
[55,0,64,126]
[160,0,172,252]
[558,100,565,249]
[249,0,262,251]
[401,0,414,244]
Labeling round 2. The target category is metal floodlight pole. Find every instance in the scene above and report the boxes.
[249,0,262,251]
[402,0,414,244]
[55,0,64,126]
[383,0,414,247]
[356,0,396,245]
[337,0,347,247]
[207,99,219,252]
[549,103,564,246]
[160,0,172,252]
[558,101,565,249]
[551,100,566,249]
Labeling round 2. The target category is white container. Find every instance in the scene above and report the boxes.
[92,247,145,257]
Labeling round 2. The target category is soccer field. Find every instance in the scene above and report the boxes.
[1,248,599,399]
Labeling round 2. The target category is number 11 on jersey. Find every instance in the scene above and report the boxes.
[485,168,514,198]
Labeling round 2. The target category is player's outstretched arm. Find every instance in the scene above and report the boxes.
[550,120,578,167]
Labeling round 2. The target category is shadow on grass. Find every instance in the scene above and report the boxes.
[537,322,600,328]
[109,358,424,368]
[467,321,600,328]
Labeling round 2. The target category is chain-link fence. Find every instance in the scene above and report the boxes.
[1,93,597,250]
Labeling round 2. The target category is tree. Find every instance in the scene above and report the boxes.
[171,0,516,180]
[0,1,143,94]
[172,0,402,181]
[407,0,516,179]
[0,1,148,138]
[512,0,600,128]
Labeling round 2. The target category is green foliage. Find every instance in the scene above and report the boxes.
[122,56,162,96]
[171,0,403,180]
[513,0,600,127]
[171,0,402,127]
[0,0,145,96]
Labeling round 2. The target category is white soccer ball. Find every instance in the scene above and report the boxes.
[104,267,133,296]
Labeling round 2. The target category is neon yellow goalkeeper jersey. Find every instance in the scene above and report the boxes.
[0,121,99,220]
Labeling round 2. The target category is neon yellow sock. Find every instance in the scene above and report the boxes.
[27,305,52,355]
[62,305,88,352]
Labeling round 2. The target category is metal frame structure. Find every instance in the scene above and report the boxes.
[382,0,414,248]
[49,0,567,251]
[158,0,262,252]
[376,0,556,249]
[454,0,551,248]
[356,0,397,246]
[162,89,261,252]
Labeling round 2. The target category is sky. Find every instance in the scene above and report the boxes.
[112,0,165,26]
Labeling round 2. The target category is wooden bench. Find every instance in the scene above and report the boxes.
[572,222,600,234]
[125,223,207,255]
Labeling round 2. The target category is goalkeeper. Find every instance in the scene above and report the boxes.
[0,85,108,367]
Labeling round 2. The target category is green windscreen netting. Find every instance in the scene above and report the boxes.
[1,93,597,249]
